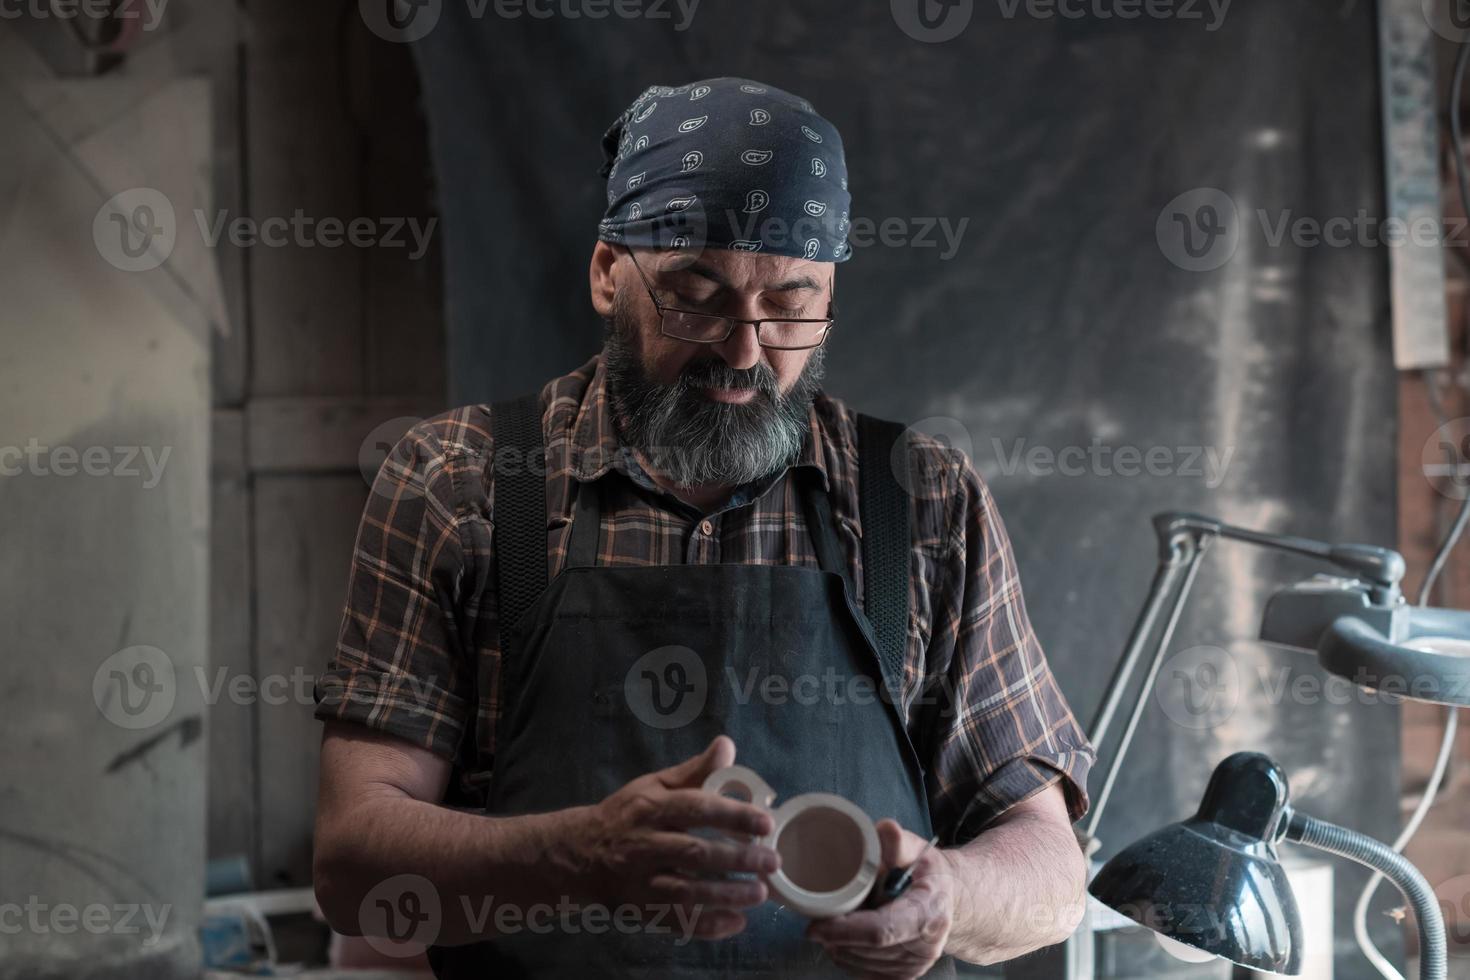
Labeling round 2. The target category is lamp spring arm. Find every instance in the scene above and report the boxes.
[1286,812,1447,980]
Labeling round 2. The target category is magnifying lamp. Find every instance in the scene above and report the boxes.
[1262,585,1470,708]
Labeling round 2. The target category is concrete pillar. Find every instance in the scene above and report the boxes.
[0,78,210,979]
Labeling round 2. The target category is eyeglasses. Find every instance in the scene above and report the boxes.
[623,246,835,351]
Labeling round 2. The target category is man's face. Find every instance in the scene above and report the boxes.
[590,242,835,488]
[608,245,831,395]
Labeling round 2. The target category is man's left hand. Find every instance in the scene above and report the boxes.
[806,819,955,979]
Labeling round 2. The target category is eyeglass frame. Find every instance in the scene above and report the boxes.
[622,245,836,351]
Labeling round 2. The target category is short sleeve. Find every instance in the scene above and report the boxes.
[313,421,474,760]
[923,456,1095,842]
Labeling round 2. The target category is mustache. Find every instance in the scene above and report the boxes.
[675,357,779,398]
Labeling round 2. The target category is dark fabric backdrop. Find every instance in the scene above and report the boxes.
[412,2,1401,974]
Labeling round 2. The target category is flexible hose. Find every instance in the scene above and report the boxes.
[1289,812,1447,980]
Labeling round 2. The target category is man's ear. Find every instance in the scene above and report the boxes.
[589,240,619,319]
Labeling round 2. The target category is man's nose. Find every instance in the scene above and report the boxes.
[713,320,762,371]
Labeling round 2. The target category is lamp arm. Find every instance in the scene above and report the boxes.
[1082,512,1407,850]
[1157,512,1334,561]
[1086,534,1196,754]
[1285,811,1447,980]
[1157,512,1405,601]
[1081,533,1208,844]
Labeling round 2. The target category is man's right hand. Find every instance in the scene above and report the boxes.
[567,735,781,940]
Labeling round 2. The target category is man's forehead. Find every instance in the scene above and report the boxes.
[642,247,830,290]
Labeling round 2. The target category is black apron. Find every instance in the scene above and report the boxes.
[430,396,956,978]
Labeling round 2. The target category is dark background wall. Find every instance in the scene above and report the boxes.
[413,2,1402,975]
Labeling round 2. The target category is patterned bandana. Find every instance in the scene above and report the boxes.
[597,77,852,263]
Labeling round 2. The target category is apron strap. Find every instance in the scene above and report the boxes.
[565,477,602,569]
[856,413,912,703]
[491,394,550,648]
[799,472,850,587]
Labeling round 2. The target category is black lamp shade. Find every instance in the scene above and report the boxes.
[1088,753,1304,975]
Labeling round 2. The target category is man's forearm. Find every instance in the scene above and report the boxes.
[315,791,595,946]
[940,804,1088,964]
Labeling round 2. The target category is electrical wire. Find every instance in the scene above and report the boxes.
[1420,491,1470,609]
[1352,46,1470,976]
[1354,707,1458,980]
[1353,466,1467,980]
[1351,407,1470,980]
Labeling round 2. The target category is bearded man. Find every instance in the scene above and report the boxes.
[312,76,1095,980]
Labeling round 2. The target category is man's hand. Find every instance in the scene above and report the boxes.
[812,784,1086,969]
[315,726,779,946]
[569,735,782,940]
[806,820,955,979]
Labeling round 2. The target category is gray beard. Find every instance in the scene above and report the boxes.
[602,293,826,490]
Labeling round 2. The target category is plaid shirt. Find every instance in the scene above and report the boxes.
[316,354,1094,839]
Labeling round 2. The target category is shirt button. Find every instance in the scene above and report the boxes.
[700,520,714,535]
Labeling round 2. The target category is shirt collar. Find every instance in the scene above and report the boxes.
[569,353,830,492]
